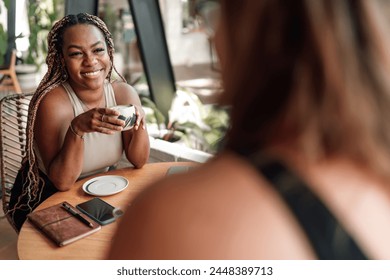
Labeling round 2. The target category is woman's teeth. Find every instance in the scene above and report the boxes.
[83,70,100,76]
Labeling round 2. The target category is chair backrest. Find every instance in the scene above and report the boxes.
[0,93,33,227]
[0,49,22,94]
[0,49,17,73]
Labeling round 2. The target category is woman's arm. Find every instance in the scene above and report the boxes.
[113,82,150,168]
[34,87,84,191]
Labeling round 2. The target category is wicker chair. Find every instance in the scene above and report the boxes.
[0,92,33,230]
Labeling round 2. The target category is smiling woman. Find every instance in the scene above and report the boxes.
[7,13,150,232]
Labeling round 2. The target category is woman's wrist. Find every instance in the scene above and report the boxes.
[69,122,84,139]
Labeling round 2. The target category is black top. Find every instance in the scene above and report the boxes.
[246,153,368,260]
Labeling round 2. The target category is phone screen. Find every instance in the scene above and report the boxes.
[76,198,116,225]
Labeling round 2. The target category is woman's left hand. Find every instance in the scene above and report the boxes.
[133,105,146,130]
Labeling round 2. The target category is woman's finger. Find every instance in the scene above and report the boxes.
[133,105,146,130]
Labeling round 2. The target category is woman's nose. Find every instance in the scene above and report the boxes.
[83,54,97,66]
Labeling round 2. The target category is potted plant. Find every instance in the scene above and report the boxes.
[14,0,62,91]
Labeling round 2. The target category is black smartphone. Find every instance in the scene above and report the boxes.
[76,198,116,225]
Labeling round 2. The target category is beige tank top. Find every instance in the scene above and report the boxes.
[35,81,123,179]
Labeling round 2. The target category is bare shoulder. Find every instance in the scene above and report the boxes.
[109,152,316,259]
[111,80,141,105]
[36,85,73,123]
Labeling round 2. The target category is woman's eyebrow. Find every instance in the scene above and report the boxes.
[67,41,104,50]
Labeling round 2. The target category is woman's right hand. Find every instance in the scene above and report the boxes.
[71,107,125,136]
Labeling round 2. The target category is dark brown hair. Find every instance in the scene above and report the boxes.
[220,0,390,178]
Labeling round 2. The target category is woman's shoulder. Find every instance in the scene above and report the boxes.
[110,80,139,105]
[110,152,316,259]
[36,84,72,118]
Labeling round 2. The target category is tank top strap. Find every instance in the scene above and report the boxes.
[245,152,368,260]
[104,81,117,108]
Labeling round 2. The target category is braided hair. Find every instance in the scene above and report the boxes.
[10,13,126,218]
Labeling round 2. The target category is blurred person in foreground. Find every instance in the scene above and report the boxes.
[8,13,149,232]
[109,0,390,259]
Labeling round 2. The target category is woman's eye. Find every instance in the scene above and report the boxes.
[69,52,82,57]
[94,48,105,53]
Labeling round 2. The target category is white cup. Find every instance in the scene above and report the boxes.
[111,105,137,130]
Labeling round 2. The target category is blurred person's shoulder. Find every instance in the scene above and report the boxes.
[111,151,315,259]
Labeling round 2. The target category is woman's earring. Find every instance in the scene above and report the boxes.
[62,69,68,82]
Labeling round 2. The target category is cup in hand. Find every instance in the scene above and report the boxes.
[111,105,137,130]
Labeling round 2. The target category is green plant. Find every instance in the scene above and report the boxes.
[26,0,62,69]
[0,0,10,65]
[167,89,229,154]
[0,23,7,65]
[100,2,118,42]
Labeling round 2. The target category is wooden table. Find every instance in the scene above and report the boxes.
[17,162,195,260]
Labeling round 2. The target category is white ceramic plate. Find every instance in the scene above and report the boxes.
[82,175,129,196]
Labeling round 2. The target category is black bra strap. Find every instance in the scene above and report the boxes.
[249,155,367,259]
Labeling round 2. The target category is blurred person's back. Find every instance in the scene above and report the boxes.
[109,0,390,259]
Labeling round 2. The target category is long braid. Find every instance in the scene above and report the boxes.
[8,13,125,220]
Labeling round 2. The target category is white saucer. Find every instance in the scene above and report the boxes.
[82,175,129,196]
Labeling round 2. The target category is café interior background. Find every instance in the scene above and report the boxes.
[0,0,223,260]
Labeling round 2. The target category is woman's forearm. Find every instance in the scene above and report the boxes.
[126,128,150,168]
[47,126,85,191]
